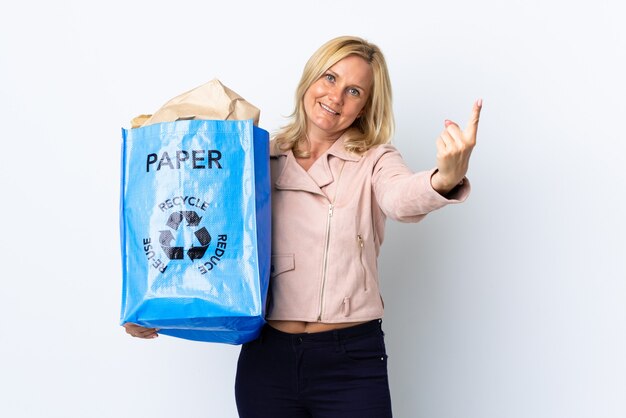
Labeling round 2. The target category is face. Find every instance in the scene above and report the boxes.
[303,55,373,140]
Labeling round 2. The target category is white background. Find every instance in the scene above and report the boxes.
[1,1,624,417]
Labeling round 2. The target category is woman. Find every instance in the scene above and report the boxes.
[235,36,480,417]
[125,35,481,417]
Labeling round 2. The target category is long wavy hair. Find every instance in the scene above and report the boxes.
[273,36,394,157]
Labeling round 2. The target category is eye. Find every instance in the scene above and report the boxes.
[324,73,335,83]
[347,87,360,97]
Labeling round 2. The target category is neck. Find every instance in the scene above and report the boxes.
[304,131,343,158]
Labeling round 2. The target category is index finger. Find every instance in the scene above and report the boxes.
[464,98,483,137]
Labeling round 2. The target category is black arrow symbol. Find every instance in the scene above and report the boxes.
[188,245,209,260]
[166,212,184,230]
[159,230,175,245]
[194,227,212,247]
[163,246,184,260]
[159,230,184,260]
[182,211,203,226]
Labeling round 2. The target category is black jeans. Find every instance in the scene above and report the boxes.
[235,319,392,418]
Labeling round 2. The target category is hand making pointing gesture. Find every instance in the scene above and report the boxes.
[431,99,483,195]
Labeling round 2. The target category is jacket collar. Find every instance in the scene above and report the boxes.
[273,135,360,195]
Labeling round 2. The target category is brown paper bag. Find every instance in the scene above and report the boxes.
[131,79,260,128]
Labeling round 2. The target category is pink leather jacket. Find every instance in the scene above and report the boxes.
[267,135,470,323]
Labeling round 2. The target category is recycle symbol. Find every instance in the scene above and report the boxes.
[159,211,211,260]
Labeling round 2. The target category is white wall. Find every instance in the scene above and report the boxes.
[1,1,624,417]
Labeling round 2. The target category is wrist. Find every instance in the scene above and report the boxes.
[431,170,463,196]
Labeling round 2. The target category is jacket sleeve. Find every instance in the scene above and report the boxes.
[370,144,471,222]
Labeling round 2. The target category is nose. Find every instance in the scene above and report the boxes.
[327,84,343,105]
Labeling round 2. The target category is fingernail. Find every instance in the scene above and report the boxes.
[445,119,453,127]
[477,98,483,107]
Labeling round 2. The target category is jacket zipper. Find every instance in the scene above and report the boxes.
[357,234,367,291]
[317,161,345,321]
[317,203,333,321]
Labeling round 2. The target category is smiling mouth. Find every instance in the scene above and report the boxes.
[319,102,340,115]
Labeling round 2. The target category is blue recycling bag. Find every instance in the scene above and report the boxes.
[119,119,270,344]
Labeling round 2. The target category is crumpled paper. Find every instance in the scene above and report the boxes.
[131,78,260,128]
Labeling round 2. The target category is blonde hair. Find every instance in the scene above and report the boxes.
[274,36,394,157]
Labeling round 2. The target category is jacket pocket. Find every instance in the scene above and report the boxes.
[270,254,295,278]
[357,234,367,291]
[342,297,350,317]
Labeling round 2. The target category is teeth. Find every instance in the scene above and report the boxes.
[320,103,339,115]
